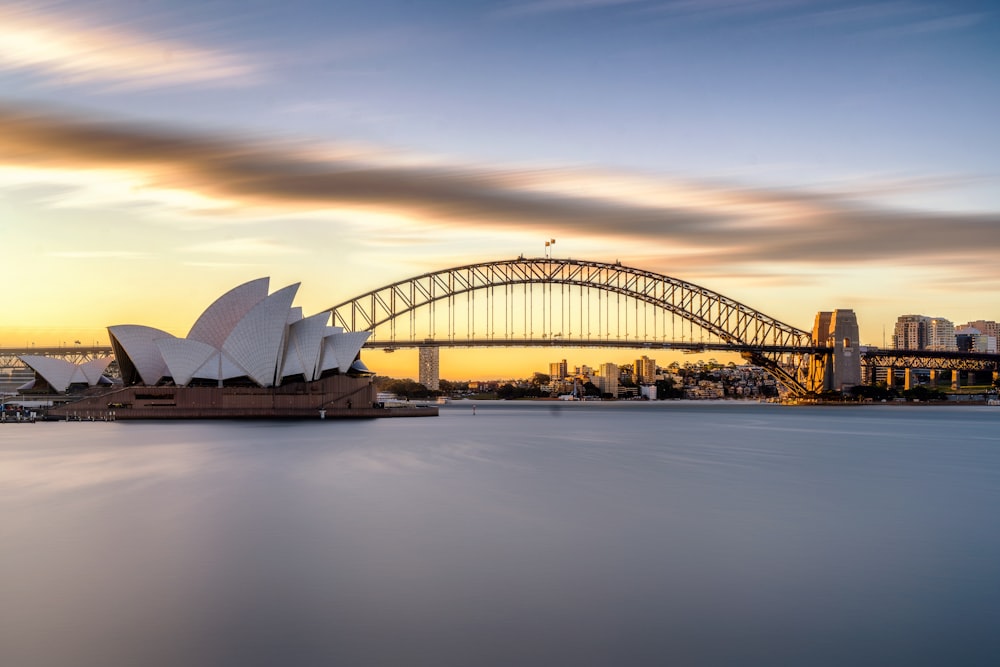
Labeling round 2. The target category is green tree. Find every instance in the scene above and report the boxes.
[654,378,683,399]
[531,372,551,386]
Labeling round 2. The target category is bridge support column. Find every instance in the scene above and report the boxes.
[885,368,895,389]
[951,370,961,391]
[904,368,914,391]
[929,369,938,387]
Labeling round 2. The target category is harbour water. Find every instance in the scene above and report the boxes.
[2,401,999,666]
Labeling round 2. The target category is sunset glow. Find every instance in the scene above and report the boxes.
[2,0,997,379]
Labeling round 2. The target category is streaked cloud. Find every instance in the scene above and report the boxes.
[496,0,646,18]
[45,250,147,259]
[183,238,307,257]
[1,103,998,282]
[0,3,257,89]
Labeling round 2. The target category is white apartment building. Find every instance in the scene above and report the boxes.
[893,314,957,351]
[926,317,957,351]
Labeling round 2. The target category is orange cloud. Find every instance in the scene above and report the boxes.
[0,4,257,88]
[0,102,998,280]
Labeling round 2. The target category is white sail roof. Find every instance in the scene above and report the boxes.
[281,311,331,381]
[101,277,374,390]
[79,357,114,385]
[320,331,371,374]
[222,283,300,387]
[18,356,76,393]
[156,338,217,387]
[108,325,173,386]
[187,277,269,349]
[18,355,114,393]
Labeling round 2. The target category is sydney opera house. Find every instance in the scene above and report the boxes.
[39,278,435,420]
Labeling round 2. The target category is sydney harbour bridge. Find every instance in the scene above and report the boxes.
[4,257,998,397]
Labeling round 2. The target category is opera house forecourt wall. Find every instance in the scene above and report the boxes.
[46,278,436,420]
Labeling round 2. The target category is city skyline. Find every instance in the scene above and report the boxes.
[2,0,998,379]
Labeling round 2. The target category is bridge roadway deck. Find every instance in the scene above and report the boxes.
[365,339,821,354]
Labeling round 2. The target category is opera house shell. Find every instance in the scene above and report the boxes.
[48,278,434,420]
[108,277,372,389]
[16,355,114,394]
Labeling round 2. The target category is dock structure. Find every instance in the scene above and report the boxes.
[48,374,437,420]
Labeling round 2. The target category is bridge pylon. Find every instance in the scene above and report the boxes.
[809,310,861,393]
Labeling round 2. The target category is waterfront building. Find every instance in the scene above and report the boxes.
[633,355,657,384]
[893,315,928,350]
[958,320,999,340]
[107,278,371,388]
[956,327,998,354]
[419,347,440,391]
[927,317,957,351]
[597,362,619,397]
[37,278,428,420]
[549,359,568,380]
[892,314,957,351]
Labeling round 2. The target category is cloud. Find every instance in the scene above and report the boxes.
[495,0,646,18]
[45,250,147,259]
[183,238,306,257]
[0,3,257,89]
[0,102,998,279]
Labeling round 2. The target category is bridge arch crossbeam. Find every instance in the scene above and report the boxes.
[342,279,786,348]
[328,258,810,350]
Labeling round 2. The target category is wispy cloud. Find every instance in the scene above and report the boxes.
[749,1,986,37]
[496,0,646,18]
[0,3,258,89]
[1,102,998,281]
[45,250,147,259]
[182,238,306,257]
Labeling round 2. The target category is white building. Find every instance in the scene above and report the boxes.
[926,317,957,351]
[107,277,371,388]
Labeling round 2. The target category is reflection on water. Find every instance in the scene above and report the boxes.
[2,403,1000,666]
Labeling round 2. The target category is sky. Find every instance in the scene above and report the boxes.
[1,0,998,379]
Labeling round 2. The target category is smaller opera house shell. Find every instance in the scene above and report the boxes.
[51,278,429,420]
[17,355,114,394]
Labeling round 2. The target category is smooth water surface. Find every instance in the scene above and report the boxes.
[2,402,999,666]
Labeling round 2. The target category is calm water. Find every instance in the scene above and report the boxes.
[2,402,999,666]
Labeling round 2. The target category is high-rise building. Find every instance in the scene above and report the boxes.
[549,359,568,380]
[926,317,957,351]
[958,320,999,340]
[597,362,619,397]
[956,327,998,353]
[893,315,928,350]
[893,314,957,351]
[633,355,657,383]
[418,347,439,391]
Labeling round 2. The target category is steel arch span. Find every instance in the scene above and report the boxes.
[327,257,819,395]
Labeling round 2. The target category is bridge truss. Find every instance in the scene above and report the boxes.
[328,257,820,395]
[863,349,1000,373]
